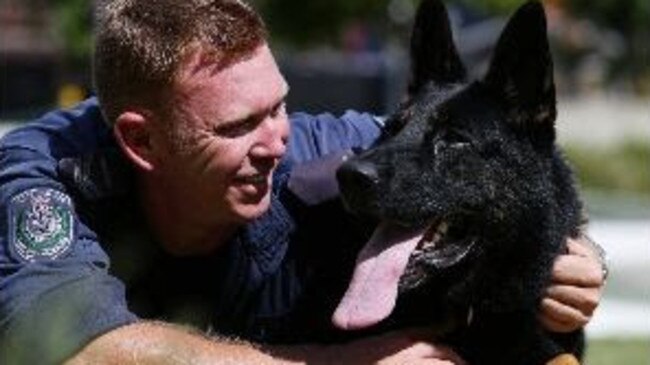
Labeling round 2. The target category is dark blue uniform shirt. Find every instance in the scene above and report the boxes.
[0,98,382,364]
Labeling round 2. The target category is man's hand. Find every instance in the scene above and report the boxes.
[270,328,465,365]
[68,322,465,365]
[540,236,606,333]
[334,328,465,365]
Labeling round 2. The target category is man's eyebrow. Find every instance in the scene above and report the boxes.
[218,83,290,125]
[221,91,289,126]
[276,86,290,106]
[269,87,289,111]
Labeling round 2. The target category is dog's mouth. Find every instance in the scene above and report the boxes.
[400,218,477,290]
[332,218,476,330]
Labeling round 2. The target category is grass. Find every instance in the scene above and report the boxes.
[563,140,650,196]
[585,338,650,365]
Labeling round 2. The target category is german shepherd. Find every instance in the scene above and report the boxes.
[333,1,585,363]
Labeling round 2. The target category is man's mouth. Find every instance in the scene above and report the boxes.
[332,217,476,330]
[235,173,270,185]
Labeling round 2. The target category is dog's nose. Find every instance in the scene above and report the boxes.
[337,160,380,192]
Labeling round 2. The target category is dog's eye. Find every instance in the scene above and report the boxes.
[445,130,472,145]
[435,140,470,155]
[434,140,445,155]
[449,141,471,149]
[434,131,472,154]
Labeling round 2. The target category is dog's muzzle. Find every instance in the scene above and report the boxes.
[336,159,381,215]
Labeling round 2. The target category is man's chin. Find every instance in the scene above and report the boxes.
[233,192,272,222]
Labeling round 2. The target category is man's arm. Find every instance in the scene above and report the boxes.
[0,154,138,365]
[65,322,280,365]
[66,322,463,365]
[287,111,382,163]
[64,238,601,365]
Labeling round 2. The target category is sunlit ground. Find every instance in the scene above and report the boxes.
[586,338,650,365]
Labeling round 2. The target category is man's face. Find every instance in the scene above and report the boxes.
[154,44,290,226]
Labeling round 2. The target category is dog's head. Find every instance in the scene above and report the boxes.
[333,0,561,330]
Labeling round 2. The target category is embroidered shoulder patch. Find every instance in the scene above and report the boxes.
[8,188,75,262]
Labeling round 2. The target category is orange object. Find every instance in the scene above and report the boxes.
[547,353,580,365]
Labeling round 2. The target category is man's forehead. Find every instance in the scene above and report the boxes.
[177,42,264,82]
[175,44,288,120]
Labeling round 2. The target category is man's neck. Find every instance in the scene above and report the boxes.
[138,175,237,256]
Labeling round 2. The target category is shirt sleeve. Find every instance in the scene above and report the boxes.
[0,147,137,365]
[286,110,383,163]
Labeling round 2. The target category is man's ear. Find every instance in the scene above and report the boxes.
[113,111,155,172]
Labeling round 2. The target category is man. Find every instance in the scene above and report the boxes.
[0,1,605,364]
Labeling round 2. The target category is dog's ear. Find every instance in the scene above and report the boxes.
[408,0,466,95]
[484,1,556,132]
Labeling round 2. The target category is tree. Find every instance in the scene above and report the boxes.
[52,0,93,61]
[251,0,391,46]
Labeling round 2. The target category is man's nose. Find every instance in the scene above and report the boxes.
[251,115,289,158]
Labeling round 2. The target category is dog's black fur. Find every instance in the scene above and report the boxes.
[336,1,585,363]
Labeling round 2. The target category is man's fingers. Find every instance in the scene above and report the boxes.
[398,335,465,364]
[545,237,605,334]
[401,330,467,364]
[421,344,466,365]
[552,254,604,286]
[399,342,464,361]
[367,328,466,365]
[540,297,590,333]
[539,314,580,333]
[546,284,600,317]
[566,237,598,258]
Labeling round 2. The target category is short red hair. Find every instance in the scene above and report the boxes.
[93,0,267,125]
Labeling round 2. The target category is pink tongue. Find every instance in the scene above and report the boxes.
[332,222,425,330]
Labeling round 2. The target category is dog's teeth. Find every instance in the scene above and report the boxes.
[421,239,436,249]
[437,221,449,236]
[467,306,474,326]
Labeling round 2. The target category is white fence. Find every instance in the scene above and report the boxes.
[587,219,650,339]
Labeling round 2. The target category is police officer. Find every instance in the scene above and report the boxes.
[0,1,606,364]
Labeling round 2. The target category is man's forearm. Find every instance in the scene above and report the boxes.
[64,322,460,365]
[64,321,314,365]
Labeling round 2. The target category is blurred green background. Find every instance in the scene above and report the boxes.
[1,0,648,363]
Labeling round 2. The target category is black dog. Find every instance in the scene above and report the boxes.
[332,1,585,364]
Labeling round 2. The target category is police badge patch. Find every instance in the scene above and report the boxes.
[8,188,75,262]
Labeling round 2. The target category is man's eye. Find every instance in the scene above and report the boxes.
[214,119,256,138]
[270,102,286,118]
